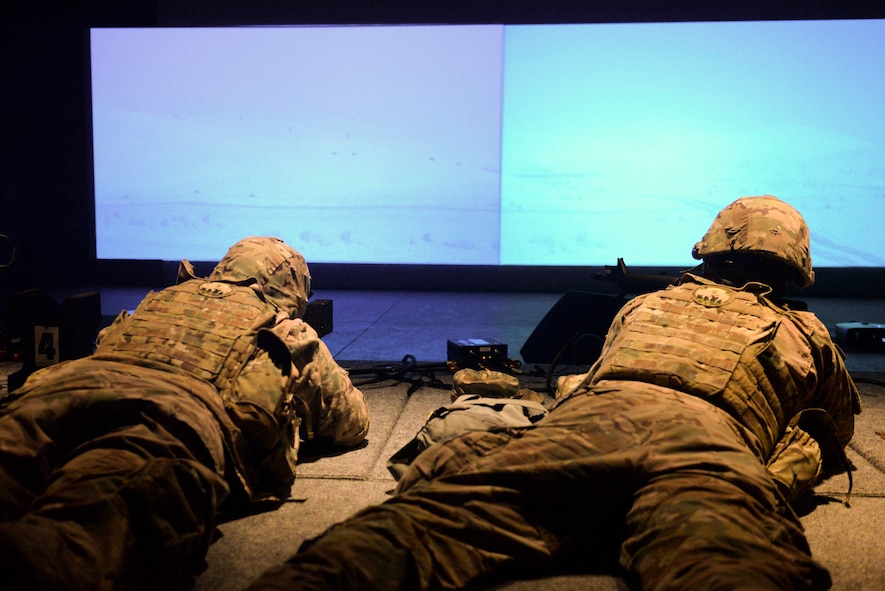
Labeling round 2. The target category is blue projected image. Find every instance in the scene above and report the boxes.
[91,26,504,263]
[500,20,885,267]
[91,20,885,267]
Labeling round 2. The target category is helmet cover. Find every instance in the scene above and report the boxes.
[208,236,311,316]
[692,195,814,288]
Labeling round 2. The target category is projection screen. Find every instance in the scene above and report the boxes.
[91,20,885,268]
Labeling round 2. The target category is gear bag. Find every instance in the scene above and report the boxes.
[386,394,548,480]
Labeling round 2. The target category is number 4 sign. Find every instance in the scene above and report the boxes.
[34,326,60,367]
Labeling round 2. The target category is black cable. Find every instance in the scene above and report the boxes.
[347,355,450,394]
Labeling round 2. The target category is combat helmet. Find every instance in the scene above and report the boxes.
[692,195,814,288]
[208,236,311,317]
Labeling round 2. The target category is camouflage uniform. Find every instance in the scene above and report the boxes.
[247,197,859,591]
[0,237,368,591]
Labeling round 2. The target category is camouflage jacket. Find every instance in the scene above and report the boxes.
[92,279,369,503]
[559,273,860,502]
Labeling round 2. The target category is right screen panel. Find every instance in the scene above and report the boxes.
[500,20,885,268]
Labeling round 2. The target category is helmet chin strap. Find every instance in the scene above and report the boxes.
[702,255,790,300]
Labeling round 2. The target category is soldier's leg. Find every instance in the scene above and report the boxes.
[0,394,228,591]
[247,386,830,591]
[0,452,224,590]
[619,392,831,591]
[0,417,48,521]
[249,427,563,590]
[247,393,645,591]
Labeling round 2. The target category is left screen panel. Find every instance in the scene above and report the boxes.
[91,26,504,264]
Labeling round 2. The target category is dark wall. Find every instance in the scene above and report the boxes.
[153,1,885,27]
[2,1,884,296]
[1,1,156,290]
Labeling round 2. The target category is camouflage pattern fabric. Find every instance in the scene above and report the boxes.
[451,368,546,404]
[576,273,858,463]
[92,278,368,502]
[451,368,521,400]
[93,281,279,400]
[246,272,857,591]
[249,385,832,591]
[206,235,312,318]
[691,195,815,288]
[386,392,548,481]
[765,423,823,501]
[0,359,229,591]
[0,237,368,591]
[575,273,858,503]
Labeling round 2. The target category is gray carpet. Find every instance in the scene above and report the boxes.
[194,372,885,591]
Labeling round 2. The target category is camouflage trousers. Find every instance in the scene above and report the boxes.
[0,359,230,591]
[248,382,830,591]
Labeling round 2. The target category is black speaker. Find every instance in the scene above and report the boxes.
[304,299,333,337]
[5,289,101,392]
[520,291,627,365]
[59,291,102,361]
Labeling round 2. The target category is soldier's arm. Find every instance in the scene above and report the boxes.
[765,424,822,503]
[275,316,370,448]
[765,311,861,504]
[799,311,861,446]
